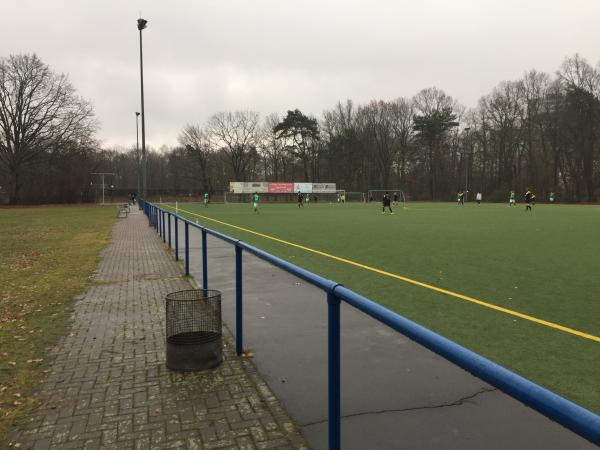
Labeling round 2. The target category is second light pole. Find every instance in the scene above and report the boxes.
[137,17,148,199]
[135,111,141,197]
[463,127,471,202]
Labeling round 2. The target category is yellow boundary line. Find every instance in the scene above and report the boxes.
[164,204,600,344]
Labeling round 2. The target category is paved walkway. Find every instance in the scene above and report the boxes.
[10,208,308,450]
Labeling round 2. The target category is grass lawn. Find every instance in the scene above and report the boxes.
[0,206,115,445]
[165,201,600,413]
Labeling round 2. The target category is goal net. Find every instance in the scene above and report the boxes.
[367,189,407,206]
[345,191,366,202]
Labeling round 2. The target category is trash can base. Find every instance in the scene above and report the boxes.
[166,332,222,372]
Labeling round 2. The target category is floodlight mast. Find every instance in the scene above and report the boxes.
[137,18,148,199]
[135,112,141,197]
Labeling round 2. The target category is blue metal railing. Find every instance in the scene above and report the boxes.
[141,200,600,449]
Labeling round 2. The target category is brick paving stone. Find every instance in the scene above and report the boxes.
[9,208,309,450]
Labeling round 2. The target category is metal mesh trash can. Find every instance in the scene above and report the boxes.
[166,289,223,371]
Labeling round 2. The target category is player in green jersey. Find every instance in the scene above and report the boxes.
[252,192,259,213]
[549,191,555,203]
[509,190,516,207]
[203,192,209,207]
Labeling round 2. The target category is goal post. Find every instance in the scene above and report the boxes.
[367,189,407,207]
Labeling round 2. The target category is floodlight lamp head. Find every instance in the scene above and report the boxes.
[137,18,148,30]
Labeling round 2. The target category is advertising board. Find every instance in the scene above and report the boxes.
[293,182,313,193]
[268,182,294,193]
[312,183,337,193]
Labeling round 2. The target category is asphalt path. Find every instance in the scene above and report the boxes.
[166,216,595,450]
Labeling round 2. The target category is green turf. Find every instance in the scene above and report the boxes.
[166,200,600,413]
[0,206,115,446]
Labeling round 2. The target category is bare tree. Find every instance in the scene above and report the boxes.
[359,100,398,188]
[557,54,600,200]
[178,123,212,191]
[0,54,96,203]
[390,97,414,187]
[205,111,260,181]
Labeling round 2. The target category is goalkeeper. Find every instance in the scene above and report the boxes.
[382,192,394,214]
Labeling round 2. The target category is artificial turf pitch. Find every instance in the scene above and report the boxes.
[165,200,600,413]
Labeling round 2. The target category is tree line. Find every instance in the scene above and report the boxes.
[1,53,599,204]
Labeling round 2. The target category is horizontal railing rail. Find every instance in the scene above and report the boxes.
[140,199,600,449]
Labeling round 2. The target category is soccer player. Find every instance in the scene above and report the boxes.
[475,192,482,205]
[252,192,260,213]
[382,192,394,214]
[393,192,399,206]
[524,189,534,212]
[297,191,304,208]
[457,191,464,205]
[305,193,310,204]
[341,193,346,204]
[549,191,555,203]
[509,190,516,207]
[203,192,209,207]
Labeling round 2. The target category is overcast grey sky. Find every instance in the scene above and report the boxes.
[2,0,600,149]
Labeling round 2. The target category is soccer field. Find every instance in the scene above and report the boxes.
[164,200,600,413]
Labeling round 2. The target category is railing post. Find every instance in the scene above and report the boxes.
[202,229,208,289]
[184,221,189,276]
[162,211,166,242]
[328,292,341,450]
[235,245,243,355]
[167,213,171,248]
[175,216,179,261]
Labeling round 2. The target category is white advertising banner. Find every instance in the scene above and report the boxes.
[312,183,336,193]
[243,182,268,193]
[229,182,244,193]
[293,182,313,193]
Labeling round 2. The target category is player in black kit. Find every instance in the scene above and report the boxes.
[524,189,534,211]
[382,192,394,214]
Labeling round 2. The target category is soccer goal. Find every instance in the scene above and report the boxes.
[367,189,407,207]
[345,191,366,202]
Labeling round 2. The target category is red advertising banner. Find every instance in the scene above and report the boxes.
[268,182,294,193]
